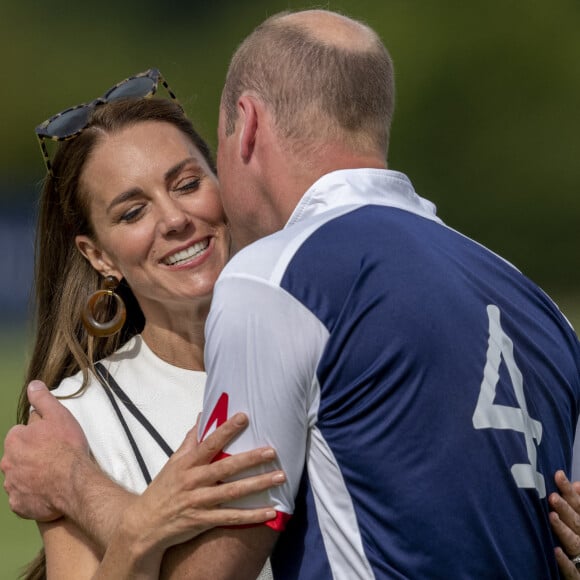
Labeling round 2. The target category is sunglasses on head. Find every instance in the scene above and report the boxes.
[35,68,180,175]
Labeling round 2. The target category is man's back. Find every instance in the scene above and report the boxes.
[203,169,580,579]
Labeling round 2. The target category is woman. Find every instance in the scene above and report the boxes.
[18,70,278,579]
[18,68,579,579]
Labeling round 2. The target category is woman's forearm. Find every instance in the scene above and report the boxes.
[92,512,164,580]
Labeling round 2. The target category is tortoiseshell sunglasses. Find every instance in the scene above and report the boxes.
[34,68,180,175]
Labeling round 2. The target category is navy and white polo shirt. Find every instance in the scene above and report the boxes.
[200,168,580,579]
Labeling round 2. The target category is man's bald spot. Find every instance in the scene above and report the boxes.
[221,7,394,155]
[275,9,377,52]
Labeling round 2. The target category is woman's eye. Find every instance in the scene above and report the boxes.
[119,205,144,222]
[175,178,200,193]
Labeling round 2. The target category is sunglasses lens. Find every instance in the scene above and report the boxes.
[44,106,92,138]
[105,76,156,100]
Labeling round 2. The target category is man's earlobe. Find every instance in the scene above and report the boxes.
[239,96,258,162]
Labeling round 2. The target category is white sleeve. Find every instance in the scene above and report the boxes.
[199,273,328,522]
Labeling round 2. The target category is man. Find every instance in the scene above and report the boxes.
[3,8,580,579]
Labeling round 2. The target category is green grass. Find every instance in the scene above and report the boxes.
[0,297,578,576]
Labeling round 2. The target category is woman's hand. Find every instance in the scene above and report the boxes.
[97,412,284,578]
[550,470,580,579]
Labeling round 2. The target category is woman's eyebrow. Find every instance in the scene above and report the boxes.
[164,157,202,185]
[106,188,142,214]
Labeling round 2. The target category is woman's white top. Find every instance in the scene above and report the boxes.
[52,335,205,493]
[52,334,273,579]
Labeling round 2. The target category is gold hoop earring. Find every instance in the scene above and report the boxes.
[82,275,127,337]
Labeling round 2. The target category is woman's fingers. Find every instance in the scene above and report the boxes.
[556,471,580,519]
[189,505,278,529]
[127,464,284,551]
[170,426,282,492]
[551,472,580,540]
[117,411,286,554]
[197,446,279,485]
[551,510,580,559]
[550,491,580,539]
[198,413,249,460]
[555,547,580,579]
[173,413,250,465]
[551,471,580,578]
[186,468,286,509]
[145,432,286,513]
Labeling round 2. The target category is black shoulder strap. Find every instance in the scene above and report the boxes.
[95,362,174,485]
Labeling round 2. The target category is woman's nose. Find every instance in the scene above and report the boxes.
[159,200,190,235]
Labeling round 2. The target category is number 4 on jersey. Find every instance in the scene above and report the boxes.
[472,304,546,498]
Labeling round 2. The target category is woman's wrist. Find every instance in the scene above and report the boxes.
[98,506,166,579]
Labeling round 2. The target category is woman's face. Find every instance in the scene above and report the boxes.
[76,120,229,317]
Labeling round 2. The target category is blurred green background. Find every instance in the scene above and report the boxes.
[0,0,578,576]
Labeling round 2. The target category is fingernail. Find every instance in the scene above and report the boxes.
[28,381,46,392]
[234,413,248,426]
[272,472,285,484]
[266,510,276,519]
[261,448,275,460]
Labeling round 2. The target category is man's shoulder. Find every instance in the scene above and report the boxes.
[221,227,303,283]
[222,207,352,285]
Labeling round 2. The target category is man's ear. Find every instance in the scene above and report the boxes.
[238,95,259,163]
[75,235,122,280]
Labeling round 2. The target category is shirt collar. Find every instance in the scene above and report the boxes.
[286,168,442,227]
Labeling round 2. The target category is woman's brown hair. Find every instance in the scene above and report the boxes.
[17,97,214,579]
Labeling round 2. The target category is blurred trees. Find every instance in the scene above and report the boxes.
[0,0,578,294]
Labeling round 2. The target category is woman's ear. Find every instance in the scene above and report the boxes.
[75,235,122,280]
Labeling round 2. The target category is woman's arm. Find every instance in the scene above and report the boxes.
[36,417,282,580]
[41,519,101,580]
[92,422,284,579]
[4,382,284,578]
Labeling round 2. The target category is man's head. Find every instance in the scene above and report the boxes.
[217,9,395,250]
[222,9,395,155]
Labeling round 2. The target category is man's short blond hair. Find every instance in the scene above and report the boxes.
[221,10,395,156]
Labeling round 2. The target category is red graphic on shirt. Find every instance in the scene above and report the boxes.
[201,392,230,461]
[200,391,291,531]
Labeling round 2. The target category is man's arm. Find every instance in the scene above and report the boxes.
[1,381,133,549]
[2,381,285,576]
[172,273,329,575]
